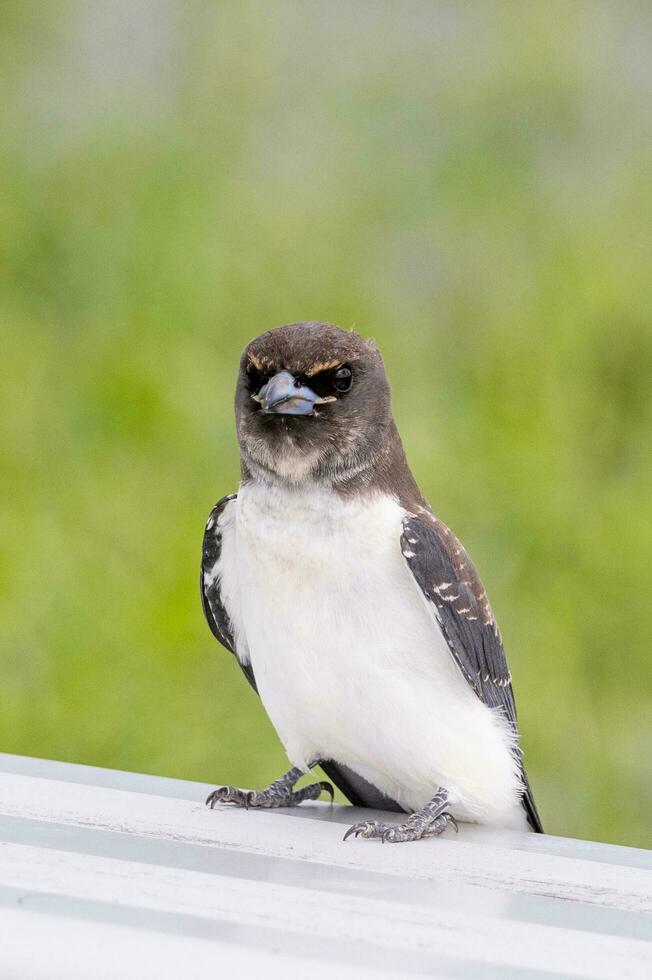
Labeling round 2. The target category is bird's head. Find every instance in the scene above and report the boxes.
[235,322,392,486]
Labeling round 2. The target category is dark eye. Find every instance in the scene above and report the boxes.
[245,361,267,391]
[333,365,353,393]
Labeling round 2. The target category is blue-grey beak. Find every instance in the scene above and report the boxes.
[253,369,331,416]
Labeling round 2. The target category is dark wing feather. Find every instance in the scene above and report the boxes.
[318,762,404,812]
[201,493,257,692]
[200,492,402,811]
[401,514,543,833]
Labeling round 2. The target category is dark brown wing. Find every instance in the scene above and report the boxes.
[201,493,256,692]
[401,514,543,833]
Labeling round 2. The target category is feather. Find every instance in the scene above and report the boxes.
[401,514,543,832]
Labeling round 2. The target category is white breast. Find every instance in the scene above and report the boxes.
[216,483,526,828]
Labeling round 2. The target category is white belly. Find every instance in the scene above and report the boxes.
[218,482,525,827]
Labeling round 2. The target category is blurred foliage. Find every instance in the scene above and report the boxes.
[1,1,651,848]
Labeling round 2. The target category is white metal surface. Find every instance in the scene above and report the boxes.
[0,754,650,978]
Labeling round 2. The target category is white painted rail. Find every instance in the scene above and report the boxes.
[0,754,651,978]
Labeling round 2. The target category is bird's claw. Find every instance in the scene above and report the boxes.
[343,820,383,841]
[206,779,334,810]
[318,780,335,803]
[440,813,459,835]
[343,811,458,843]
[205,786,251,808]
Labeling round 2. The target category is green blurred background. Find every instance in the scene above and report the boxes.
[1,1,651,848]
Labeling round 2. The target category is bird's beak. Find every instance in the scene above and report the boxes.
[253,370,330,416]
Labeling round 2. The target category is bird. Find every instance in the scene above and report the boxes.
[201,321,543,842]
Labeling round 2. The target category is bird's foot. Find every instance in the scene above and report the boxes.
[206,765,334,810]
[343,787,457,843]
[343,813,457,842]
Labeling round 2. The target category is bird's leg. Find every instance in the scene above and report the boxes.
[206,763,334,810]
[343,787,457,843]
